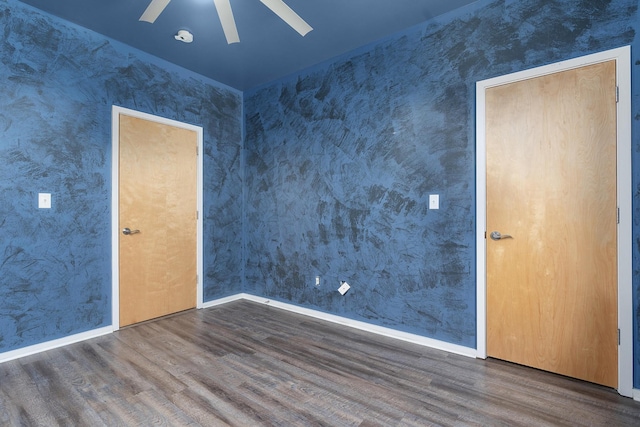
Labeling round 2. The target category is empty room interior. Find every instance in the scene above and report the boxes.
[1,0,640,425]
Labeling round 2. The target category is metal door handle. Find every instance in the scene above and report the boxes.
[490,231,512,240]
[122,227,140,235]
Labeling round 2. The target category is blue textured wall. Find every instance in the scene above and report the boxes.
[3,0,640,391]
[244,0,640,380]
[0,0,243,352]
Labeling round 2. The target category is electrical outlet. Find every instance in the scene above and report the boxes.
[315,276,320,286]
[338,281,350,295]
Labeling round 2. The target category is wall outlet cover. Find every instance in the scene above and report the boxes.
[338,282,350,295]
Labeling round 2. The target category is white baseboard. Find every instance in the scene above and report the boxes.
[7,294,635,396]
[1,295,474,365]
[201,293,246,309]
[217,293,477,358]
[1,295,476,365]
[0,326,113,364]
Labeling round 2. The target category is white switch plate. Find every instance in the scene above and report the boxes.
[38,193,51,209]
[429,194,439,210]
[338,282,350,295]
[315,276,320,286]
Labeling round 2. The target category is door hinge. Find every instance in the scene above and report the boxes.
[484,231,487,239]
[616,86,619,103]
[196,145,199,155]
[617,207,620,224]
[196,210,199,220]
[618,328,621,345]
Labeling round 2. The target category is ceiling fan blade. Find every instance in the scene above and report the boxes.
[213,0,240,44]
[139,0,172,23]
[259,0,313,36]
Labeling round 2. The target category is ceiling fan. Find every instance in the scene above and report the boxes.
[139,0,313,44]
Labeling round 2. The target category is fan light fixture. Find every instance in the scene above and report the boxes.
[140,0,313,45]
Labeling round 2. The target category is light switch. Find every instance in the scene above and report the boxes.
[38,193,51,209]
[429,194,439,210]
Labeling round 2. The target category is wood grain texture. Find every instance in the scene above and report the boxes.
[119,114,198,327]
[485,61,618,387]
[1,300,639,426]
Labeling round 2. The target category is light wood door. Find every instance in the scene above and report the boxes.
[485,61,618,387]
[119,114,198,327]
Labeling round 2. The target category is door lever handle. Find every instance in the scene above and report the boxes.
[490,231,512,241]
[122,227,140,235]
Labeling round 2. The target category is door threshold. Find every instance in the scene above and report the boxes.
[118,307,197,329]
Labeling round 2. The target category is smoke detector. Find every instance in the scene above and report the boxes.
[174,29,193,43]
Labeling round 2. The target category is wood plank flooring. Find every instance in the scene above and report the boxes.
[1,300,639,426]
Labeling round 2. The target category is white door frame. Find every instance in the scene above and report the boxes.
[111,106,204,331]
[475,46,632,397]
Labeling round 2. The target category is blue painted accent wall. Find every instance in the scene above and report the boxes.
[244,0,640,383]
[3,0,640,391]
[0,0,243,352]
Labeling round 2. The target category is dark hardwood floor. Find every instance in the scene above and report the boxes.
[1,300,638,426]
